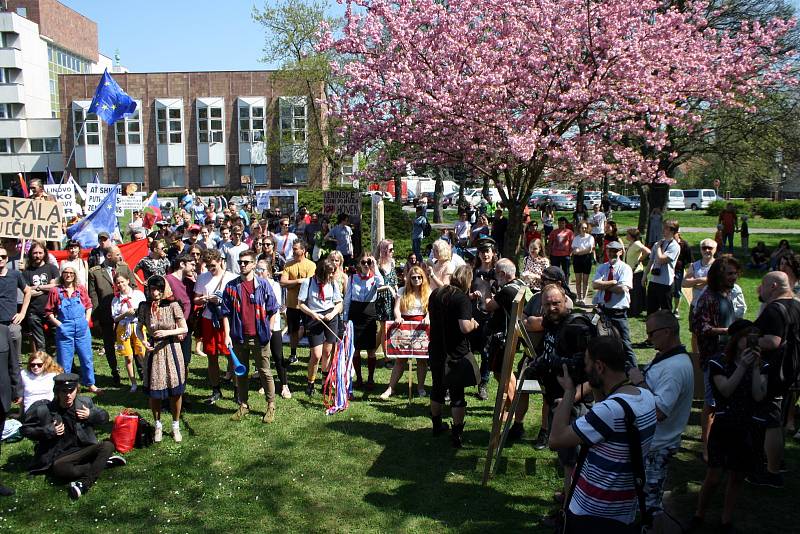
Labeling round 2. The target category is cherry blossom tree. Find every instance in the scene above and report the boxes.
[320,0,793,257]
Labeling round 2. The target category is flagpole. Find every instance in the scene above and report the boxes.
[60,120,87,184]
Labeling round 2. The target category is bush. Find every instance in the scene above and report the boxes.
[783,200,800,219]
[706,200,753,217]
[706,199,800,219]
[756,200,784,219]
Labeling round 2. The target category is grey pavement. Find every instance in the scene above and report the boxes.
[430,222,800,234]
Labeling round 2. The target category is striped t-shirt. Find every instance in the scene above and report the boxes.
[570,390,657,525]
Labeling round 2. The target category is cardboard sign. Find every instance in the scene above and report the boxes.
[117,192,145,212]
[0,197,63,241]
[323,190,361,219]
[385,321,430,359]
[255,189,298,214]
[44,183,81,219]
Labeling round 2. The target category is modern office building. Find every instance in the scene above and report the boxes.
[57,70,329,192]
[0,0,123,190]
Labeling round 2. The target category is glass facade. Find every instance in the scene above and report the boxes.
[48,44,90,117]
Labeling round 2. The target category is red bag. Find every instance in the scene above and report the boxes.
[111,409,139,453]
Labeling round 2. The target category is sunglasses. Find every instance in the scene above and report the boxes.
[0,255,8,260]
[646,326,670,338]
[360,260,373,266]
[701,246,714,251]
[30,362,43,368]
[237,260,253,265]
[263,242,273,246]
[410,275,423,281]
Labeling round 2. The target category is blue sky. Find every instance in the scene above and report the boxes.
[60,0,344,72]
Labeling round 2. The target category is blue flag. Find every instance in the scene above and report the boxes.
[46,167,55,185]
[93,172,100,184]
[66,186,118,248]
[88,69,136,125]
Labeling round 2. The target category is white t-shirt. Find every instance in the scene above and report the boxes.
[21,370,56,414]
[224,243,250,274]
[571,234,595,254]
[589,211,606,235]
[397,286,426,317]
[644,350,694,451]
[195,270,237,319]
[267,277,284,332]
[454,220,470,241]
[274,232,298,260]
[111,289,146,327]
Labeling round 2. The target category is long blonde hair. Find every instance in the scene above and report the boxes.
[401,265,430,315]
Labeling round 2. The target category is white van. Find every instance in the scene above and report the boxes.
[683,189,718,210]
[667,189,685,211]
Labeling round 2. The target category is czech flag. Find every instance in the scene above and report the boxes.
[143,191,162,229]
[17,173,28,198]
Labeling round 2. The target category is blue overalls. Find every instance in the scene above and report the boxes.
[54,288,95,386]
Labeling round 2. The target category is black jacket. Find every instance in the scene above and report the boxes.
[20,396,109,473]
[0,324,20,412]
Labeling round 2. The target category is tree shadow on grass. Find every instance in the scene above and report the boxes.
[328,420,549,531]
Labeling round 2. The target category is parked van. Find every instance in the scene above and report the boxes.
[667,189,685,211]
[683,189,718,210]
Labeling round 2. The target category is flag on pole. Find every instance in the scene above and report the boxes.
[17,173,28,198]
[88,69,137,125]
[142,191,163,229]
[66,186,118,248]
[68,174,86,202]
[92,172,100,184]
[46,167,55,185]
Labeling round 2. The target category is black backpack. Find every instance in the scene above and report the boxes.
[775,301,800,392]
[135,416,155,448]
[422,218,432,238]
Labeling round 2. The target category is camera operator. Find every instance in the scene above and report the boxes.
[628,310,694,531]
[644,220,681,314]
[549,337,657,534]
[592,240,636,366]
[21,373,127,500]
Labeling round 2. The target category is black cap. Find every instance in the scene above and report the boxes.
[53,373,80,392]
[541,266,566,282]
[476,237,496,251]
[728,319,755,337]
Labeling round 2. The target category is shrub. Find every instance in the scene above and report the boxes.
[755,200,785,219]
[706,200,753,217]
[783,200,800,219]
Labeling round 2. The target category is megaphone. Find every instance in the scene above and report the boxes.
[227,344,247,377]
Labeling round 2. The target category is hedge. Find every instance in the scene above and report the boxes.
[707,199,800,219]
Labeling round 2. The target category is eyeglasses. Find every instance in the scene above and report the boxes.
[30,362,43,368]
[388,248,394,252]
[0,255,7,260]
[232,232,242,236]
[237,260,253,265]
[190,252,201,256]
[646,326,670,338]
[281,224,289,227]
[62,272,75,276]
[701,246,714,251]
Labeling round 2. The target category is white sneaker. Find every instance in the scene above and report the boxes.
[154,423,163,443]
[379,388,392,400]
[173,427,182,443]
[281,385,292,399]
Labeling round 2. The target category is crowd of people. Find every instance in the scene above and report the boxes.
[0,185,797,534]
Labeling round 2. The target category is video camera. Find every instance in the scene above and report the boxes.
[519,315,595,384]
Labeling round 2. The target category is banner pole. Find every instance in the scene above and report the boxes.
[60,120,87,184]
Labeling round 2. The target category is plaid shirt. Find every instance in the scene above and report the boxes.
[221,275,279,345]
[690,289,734,363]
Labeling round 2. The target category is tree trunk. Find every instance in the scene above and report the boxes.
[576,183,585,211]
[482,175,490,199]
[636,183,648,232]
[394,175,402,204]
[433,170,444,223]
[458,180,465,205]
[504,196,525,263]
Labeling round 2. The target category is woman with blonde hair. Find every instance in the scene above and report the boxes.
[380,266,431,399]
[427,240,455,289]
[20,351,62,414]
[375,239,399,365]
[328,250,349,299]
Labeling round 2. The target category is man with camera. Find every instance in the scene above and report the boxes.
[628,310,694,532]
[644,220,681,315]
[593,240,636,366]
[549,337,657,533]
[21,373,126,500]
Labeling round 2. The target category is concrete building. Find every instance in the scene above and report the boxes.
[0,0,123,190]
[57,70,329,192]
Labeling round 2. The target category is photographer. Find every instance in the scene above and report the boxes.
[628,310,694,531]
[549,337,657,534]
[644,220,681,314]
[21,373,126,500]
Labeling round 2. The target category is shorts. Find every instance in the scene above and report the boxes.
[305,312,340,348]
[753,397,783,429]
[115,323,145,361]
[572,254,592,275]
[644,447,676,515]
[707,420,755,472]
[672,268,685,298]
[286,308,304,334]
[703,367,715,408]
[200,317,230,356]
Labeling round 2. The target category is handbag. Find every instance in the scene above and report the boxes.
[204,274,227,329]
[111,409,139,453]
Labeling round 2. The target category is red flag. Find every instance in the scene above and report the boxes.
[142,191,163,229]
[51,239,150,290]
[18,173,28,198]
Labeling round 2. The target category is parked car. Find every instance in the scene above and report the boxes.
[548,194,576,210]
[405,189,416,205]
[667,189,686,211]
[442,191,459,208]
[608,193,640,211]
[629,195,641,204]
[683,189,718,210]
[528,193,547,208]
[582,192,602,209]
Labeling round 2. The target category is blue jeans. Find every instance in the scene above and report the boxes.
[723,232,734,254]
[600,309,637,367]
[412,237,422,262]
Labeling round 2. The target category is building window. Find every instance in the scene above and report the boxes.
[16,7,27,18]
[74,107,100,146]
[240,165,268,186]
[279,97,307,145]
[77,169,102,186]
[156,106,182,144]
[159,167,185,188]
[280,164,308,186]
[238,104,265,143]
[48,44,90,117]
[30,138,60,153]
[0,104,7,119]
[0,139,11,154]
[115,107,141,145]
[118,168,145,184]
[198,105,223,144]
[199,166,226,187]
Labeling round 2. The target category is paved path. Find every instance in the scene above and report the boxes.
[429,223,800,234]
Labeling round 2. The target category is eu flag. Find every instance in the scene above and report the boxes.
[88,69,137,125]
[67,185,118,247]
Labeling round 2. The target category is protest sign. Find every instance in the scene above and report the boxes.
[117,192,145,212]
[385,321,430,359]
[0,197,63,241]
[255,189,298,215]
[86,183,122,215]
[44,183,81,219]
[322,191,361,219]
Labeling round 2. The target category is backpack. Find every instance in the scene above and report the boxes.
[422,218,432,238]
[135,416,155,448]
[555,312,621,357]
[774,301,800,392]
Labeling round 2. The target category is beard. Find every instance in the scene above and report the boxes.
[587,367,603,389]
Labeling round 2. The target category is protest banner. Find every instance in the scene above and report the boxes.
[322,191,361,219]
[255,189,298,215]
[117,192,145,213]
[86,183,122,215]
[385,321,430,359]
[0,197,63,241]
[44,183,81,219]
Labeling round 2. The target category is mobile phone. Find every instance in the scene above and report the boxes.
[747,333,759,349]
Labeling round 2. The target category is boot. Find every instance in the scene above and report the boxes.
[451,423,465,449]
[431,415,449,436]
